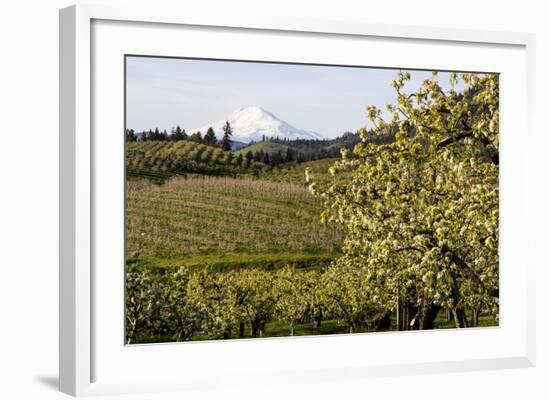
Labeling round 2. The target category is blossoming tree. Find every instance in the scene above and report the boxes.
[308,72,499,329]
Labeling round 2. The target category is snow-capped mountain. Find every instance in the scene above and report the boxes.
[193,106,324,144]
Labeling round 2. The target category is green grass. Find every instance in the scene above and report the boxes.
[133,252,339,272]
[235,142,291,156]
[134,310,498,343]
[431,311,497,329]
[261,311,497,338]
[259,158,339,185]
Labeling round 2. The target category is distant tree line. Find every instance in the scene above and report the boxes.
[126,121,233,151]
[246,130,396,164]
[241,148,297,168]
[126,124,396,168]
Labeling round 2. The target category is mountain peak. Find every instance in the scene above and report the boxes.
[238,105,267,113]
[233,106,275,120]
[194,106,324,143]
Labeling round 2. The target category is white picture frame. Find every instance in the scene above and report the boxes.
[59,4,536,397]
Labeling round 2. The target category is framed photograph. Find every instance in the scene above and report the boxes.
[59,4,536,396]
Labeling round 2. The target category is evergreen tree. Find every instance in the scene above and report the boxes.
[235,153,244,166]
[221,121,233,151]
[204,127,217,146]
[254,150,264,162]
[243,152,252,168]
[171,125,187,141]
[125,128,137,142]
[190,131,203,143]
[285,147,294,163]
[271,151,282,166]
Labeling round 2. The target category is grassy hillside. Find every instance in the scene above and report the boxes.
[126,140,266,181]
[235,142,291,156]
[259,158,339,186]
[126,140,348,185]
[126,176,345,270]
[236,132,364,161]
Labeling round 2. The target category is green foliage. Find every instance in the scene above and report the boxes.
[322,264,374,333]
[272,267,307,336]
[309,72,499,329]
[125,128,137,142]
[228,269,277,337]
[263,158,342,185]
[235,142,291,157]
[126,263,497,343]
[237,131,368,163]
[221,121,233,151]
[125,265,204,344]
[171,125,188,141]
[203,127,217,146]
[186,269,237,339]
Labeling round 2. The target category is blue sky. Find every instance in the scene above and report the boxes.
[126,56,455,139]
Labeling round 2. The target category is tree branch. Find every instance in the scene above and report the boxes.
[441,244,499,298]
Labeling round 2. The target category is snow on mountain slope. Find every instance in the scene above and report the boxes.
[193,106,325,143]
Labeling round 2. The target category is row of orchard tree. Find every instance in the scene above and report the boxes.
[127,255,496,344]
[125,140,267,177]
[126,264,402,344]
[126,121,234,151]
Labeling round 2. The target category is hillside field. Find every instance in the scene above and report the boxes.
[126,140,267,182]
[263,158,339,185]
[125,140,342,187]
[126,175,345,271]
[234,141,291,156]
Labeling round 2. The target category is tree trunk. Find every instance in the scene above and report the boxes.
[395,293,401,330]
[472,308,479,327]
[419,304,440,330]
[315,308,323,329]
[402,302,409,331]
[452,307,468,328]
[407,303,420,330]
[448,270,468,328]
[239,322,245,338]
